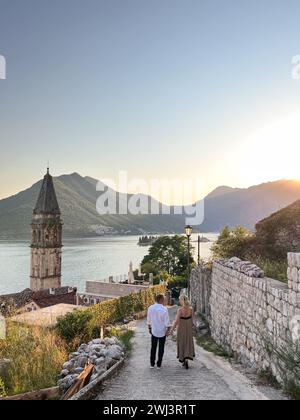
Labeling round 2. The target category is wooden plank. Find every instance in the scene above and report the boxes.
[61,363,94,400]
[1,386,59,401]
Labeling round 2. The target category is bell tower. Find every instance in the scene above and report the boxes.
[30,168,63,291]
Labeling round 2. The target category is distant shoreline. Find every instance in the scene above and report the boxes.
[0,232,220,241]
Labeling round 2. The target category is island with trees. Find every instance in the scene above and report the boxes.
[138,236,158,246]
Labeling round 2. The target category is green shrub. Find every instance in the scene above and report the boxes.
[55,310,94,345]
[168,276,188,289]
[109,327,135,355]
[118,330,134,355]
[211,226,254,259]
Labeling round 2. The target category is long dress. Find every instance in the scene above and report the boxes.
[177,314,195,363]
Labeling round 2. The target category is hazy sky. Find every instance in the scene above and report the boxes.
[1,0,300,202]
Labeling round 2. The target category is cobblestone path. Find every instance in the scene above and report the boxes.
[97,309,271,401]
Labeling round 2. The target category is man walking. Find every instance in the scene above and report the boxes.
[147,294,171,369]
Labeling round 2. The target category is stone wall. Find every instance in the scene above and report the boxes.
[190,254,300,382]
[190,264,212,316]
[85,281,148,297]
[30,248,62,291]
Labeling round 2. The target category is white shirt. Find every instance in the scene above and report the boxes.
[147,303,170,338]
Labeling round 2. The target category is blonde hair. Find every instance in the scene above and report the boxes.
[180,294,190,307]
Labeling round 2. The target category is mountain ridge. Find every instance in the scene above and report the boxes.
[1,174,300,238]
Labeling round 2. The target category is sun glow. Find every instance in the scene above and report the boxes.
[234,113,300,186]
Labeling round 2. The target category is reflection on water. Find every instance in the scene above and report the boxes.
[0,233,218,295]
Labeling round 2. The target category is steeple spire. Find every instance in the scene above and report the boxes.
[33,169,60,215]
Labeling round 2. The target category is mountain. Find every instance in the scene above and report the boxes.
[0,173,185,238]
[197,180,300,232]
[1,174,300,238]
[205,186,241,199]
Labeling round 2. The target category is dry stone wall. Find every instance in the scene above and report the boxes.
[190,254,300,382]
[190,264,211,316]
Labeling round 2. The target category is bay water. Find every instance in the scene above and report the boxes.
[0,233,218,295]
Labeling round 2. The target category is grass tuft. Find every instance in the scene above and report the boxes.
[0,321,67,396]
[196,333,232,359]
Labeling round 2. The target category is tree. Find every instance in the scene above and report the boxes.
[211,225,253,259]
[141,262,159,277]
[141,235,195,277]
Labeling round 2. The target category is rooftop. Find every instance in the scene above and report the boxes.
[0,287,77,315]
[11,303,87,327]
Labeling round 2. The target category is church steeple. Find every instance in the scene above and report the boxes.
[30,169,63,291]
[33,169,60,216]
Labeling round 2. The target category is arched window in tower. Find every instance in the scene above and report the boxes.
[38,230,41,242]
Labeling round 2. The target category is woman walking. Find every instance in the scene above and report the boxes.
[170,295,195,369]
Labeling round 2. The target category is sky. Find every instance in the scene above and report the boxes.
[1,0,300,203]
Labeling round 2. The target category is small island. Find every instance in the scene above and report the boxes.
[198,236,211,243]
[138,236,158,246]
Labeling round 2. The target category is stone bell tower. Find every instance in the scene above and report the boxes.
[30,168,63,291]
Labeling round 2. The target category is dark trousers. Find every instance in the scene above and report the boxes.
[150,335,166,367]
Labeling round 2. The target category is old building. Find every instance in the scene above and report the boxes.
[30,168,63,291]
[0,287,78,316]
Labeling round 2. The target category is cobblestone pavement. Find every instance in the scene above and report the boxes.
[96,308,271,401]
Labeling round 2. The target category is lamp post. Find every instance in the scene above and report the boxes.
[198,235,201,266]
[185,225,193,291]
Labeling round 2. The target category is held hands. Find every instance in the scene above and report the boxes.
[166,327,174,337]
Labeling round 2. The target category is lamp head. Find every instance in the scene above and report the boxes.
[185,225,193,237]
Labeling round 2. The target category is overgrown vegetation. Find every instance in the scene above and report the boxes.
[249,256,288,283]
[54,310,94,347]
[196,333,232,359]
[0,285,164,397]
[109,328,135,355]
[258,369,281,389]
[211,225,254,259]
[56,285,165,347]
[211,226,288,282]
[263,333,300,400]
[0,321,67,396]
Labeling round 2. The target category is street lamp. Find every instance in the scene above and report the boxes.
[185,225,193,290]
